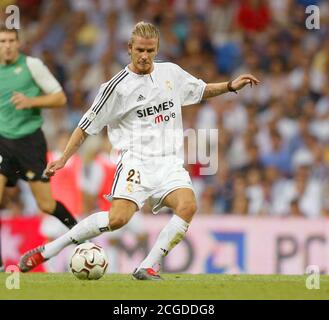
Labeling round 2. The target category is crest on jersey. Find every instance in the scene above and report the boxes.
[165,80,172,90]
[25,170,35,180]
[126,183,133,193]
[14,67,23,75]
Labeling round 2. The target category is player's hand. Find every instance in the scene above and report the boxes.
[11,92,33,109]
[230,74,260,91]
[43,158,66,178]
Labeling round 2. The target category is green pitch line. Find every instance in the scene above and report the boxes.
[1,273,329,300]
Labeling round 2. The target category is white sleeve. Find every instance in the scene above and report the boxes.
[26,56,63,94]
[78,82,121,135]
[175,65,206,106]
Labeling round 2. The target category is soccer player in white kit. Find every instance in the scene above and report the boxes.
[19,22,259,280]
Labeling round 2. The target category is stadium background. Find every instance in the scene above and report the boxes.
[1,0,329,274]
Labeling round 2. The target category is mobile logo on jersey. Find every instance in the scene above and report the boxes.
[136,99,176,124]
[154,112,176,124]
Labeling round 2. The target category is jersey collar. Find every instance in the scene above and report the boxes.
[125,63,156,78]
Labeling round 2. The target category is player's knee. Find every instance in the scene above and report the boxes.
[176,201,197,220]
[109,215,129,231]
[38,199,56,214]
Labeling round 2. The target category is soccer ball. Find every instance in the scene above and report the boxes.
[70,242,108,280]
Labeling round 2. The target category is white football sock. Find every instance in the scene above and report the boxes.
[138,215,189,271]
[42,211,110,259]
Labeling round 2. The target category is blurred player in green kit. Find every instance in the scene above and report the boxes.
[0,25,77,271]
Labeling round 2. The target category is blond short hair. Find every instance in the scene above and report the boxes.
[129,21,160,49]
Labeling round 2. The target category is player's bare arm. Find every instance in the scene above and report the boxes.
[202,74,260,99]
[11,91,67,110]
[44,127,88,177]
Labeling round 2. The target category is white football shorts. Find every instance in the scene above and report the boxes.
[105,153,194,213]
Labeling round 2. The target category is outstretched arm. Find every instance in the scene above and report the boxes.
[202,74,260,100]
[44,127,88,177]
[11,91,67,110]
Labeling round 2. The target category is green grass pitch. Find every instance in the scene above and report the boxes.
[1,273,329,300]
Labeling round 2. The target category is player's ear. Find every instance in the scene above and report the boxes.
[128,41,132,56]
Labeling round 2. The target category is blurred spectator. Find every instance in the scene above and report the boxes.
[47,130,83,218]
[212,160,233,214]
[245,167,266,216]
[79,135,105,214]
[208,0,237,46]
[236,0,271,33]
[231,174,248,215]
[79,134,117,214]
[285,164,324,218]
[260,129,293,176]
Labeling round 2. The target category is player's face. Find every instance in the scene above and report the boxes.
[128,36,158,74]
[0,31,20,64]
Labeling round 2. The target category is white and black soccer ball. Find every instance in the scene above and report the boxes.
[70,242,108,280]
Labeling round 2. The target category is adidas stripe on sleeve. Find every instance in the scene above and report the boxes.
[78,69,128,135]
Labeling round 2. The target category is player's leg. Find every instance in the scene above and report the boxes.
[0,141,15,272]
[0,174,7,204]
[19,198,138,272]
[161,188,197,223]
[28,180,77,229]
[0,134,24,271]
[0,174,6,271]
[134,188,196,279]
[12,128,76,228]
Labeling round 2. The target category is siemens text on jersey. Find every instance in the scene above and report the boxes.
[136,99,176,124]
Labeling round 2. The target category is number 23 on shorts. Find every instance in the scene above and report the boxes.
[126,169,141,185]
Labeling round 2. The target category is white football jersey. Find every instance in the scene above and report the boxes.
[78,62,206,162]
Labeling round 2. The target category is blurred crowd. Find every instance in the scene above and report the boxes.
[1,0,329,218]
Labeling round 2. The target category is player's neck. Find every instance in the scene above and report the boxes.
[0,52,20,65]
[128,63,154,75]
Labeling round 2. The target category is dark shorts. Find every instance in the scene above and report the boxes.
[0,128,49,187]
